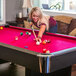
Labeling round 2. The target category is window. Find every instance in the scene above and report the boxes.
[0,0,1,20]
[33,0,76,12]
[49,0,63,10]
[48,0,76,11]
[0,0,5,25]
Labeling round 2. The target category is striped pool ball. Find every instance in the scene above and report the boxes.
[46,50,50,53]
[15,36,18,40]
[47,40,51,43]
[28,32,31,35]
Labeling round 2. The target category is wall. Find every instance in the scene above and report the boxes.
[6,0,76,21]
[0,0,1,20]
[6,0,23,21]
[0,0,5,25]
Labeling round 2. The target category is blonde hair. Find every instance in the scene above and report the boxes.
[29,7,49,31]
[29,7,43,19]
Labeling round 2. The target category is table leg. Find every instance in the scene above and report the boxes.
[25,68,43,76]
[25,66,72,76]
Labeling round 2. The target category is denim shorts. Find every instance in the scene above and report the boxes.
[48,23,57,33]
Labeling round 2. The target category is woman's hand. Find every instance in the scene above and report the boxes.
[36,37,42,43]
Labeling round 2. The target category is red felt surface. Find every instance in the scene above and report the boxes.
[0,26,76,53]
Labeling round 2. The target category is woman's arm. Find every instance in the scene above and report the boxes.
[38,25,46,38]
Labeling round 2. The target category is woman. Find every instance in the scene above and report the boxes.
[29,7,57,42]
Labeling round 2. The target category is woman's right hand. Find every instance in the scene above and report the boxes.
[36,37,42,43]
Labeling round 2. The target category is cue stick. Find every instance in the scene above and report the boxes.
[31,26,37,39]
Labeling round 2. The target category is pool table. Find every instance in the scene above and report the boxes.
[0,25,76,76]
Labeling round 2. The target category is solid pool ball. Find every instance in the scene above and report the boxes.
[43,49,46,53]
[26,32,29,35]
[0,27,3,30]
[15,36,18,40]
[46,50,50,53]
[42,40,46,45]
[36,41,40,45]
[20,32,23,36]
[24,46,28,48]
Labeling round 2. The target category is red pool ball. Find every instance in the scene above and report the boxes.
[43,49,46,53]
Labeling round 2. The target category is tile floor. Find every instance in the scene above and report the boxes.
[71,64,76,76]
[0,62,76,76]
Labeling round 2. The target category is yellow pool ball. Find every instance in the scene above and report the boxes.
[0,27,3,30]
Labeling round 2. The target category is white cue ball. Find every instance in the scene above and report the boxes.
[36,41,40,45]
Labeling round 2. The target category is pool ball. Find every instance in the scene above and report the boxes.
[28,32,31,35]
[46,50,50,53]
[20,32,23,36]
[36,41,40,45]
[44,40,48,42]
[24,46,28,48]
[0,27,3,30]
[15,36,18,40]
[26,32,29,35]
[43,49,46,53]
[42,40,46,45]
[47,40,51,43]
